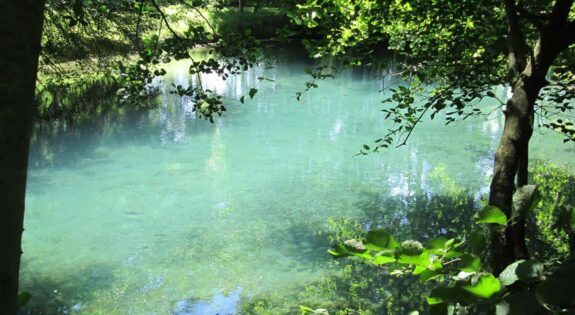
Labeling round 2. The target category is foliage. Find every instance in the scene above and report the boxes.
[42,0,153,62]
[38,0,298,122]
[289,0,575,149]
[36,68,128,120]
[320,173,575,314]
[208,7,290,39]
[529,161,575,257]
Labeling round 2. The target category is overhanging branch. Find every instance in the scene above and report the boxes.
[149,0,182,40]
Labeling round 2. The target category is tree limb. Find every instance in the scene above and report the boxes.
[504,0,529,79]
[135,0,145,49]
[149,0,182,40]
[178,0,218,35]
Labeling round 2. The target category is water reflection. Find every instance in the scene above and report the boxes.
[173,289,241,315]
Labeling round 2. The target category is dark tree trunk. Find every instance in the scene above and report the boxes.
[0,0,45,313]
[489,78,539,272]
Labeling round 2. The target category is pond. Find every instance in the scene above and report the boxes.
[20,47,574,314]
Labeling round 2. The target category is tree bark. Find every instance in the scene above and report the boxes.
[0,0,45,313]
[489,78,538,272]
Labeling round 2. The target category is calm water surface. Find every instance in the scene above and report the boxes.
[21,49,574,314]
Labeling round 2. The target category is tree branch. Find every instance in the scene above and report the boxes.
[149,0,182,40]
[178,0,218,35]
[135,0,145,49]
[504,0,529,79]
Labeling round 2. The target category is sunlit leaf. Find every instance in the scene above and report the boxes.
[365,229,398,250]
[373,254,396,265]
[462,274,500,298]
[476,206,507,225]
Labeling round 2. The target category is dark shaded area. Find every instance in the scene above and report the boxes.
[272,221,333,265]
[354,189,478,241]
[209,8,291,39]
[18,264,115,315]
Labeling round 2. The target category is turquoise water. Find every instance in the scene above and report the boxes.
[21,50,574,314]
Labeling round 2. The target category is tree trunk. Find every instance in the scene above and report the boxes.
[488,74,543,273]
[0,0,45,313]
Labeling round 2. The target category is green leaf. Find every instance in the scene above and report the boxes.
[462,274,501,298]
[498,260,523,287]
[444,250,464,259]
[304,67,313,75]
[373,254,396,265]
[427,236,455,255]
[499,259,543,287]
[459,254,481,272]
[476,206,507,225]
[512,185,541,218]
[329,239,375,261]
[16,292,32,309]
[420,269,442,282]
[397,250,430,267]
[428,237,451,251]
[365,229,398,250]
[468,230,487,255]
[516,259,543,280]
[248,88,258,99]
[240,96,245,104]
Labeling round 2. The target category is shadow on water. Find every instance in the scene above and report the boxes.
[18,264,115,315]
[239,190,480,314]
[354,190,478,241]
[172,289,242,315]
[271,222,332,265]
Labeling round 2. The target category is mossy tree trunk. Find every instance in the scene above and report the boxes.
[0,0,45,313]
